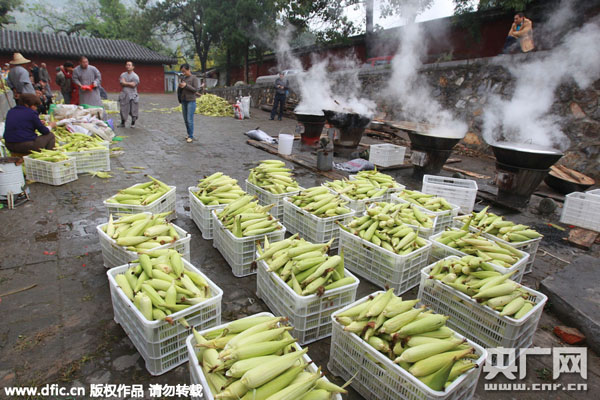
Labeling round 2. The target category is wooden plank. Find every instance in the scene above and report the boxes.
[442,166,490,179]
[567,228,598,250]
[246,140,345,180]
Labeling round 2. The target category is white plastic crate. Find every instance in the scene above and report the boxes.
[256,258,359,344]
[422,175,478,214]
[588,189,600,196]
[186,312,342,400]
[103,185,177,221]
[212,210,286,277]
[453,215,542,275]
[65,141,110,174]
[23,155,77,186]
[429,229,529,283]
[328,292,487,400]
[418,257,547,350]
[102,99,119,111]
[348,174,405,202]
[97,216,190,269]
[188,187,226,240]
[338,228,432,294]
[245,180,301,221]
[391,192,460,234]
[560,191,600,232]
[107,260,223,375]
[282,197,355,250]
[369,144,406,167]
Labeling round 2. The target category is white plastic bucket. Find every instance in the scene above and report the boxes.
[0,159,26,196]
[278,134,294,155]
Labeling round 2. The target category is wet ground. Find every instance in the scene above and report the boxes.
[0,93,598,400]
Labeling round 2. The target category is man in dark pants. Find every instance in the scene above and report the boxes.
[270,72,288,121]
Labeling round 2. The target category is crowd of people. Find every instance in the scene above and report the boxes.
[1,52,141,155]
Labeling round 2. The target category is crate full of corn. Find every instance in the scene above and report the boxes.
[186,312,345,400]
[391,191,460,234]
[255,236,360,344]
[189,172,247,240]
[103,176,176,220]
[328,290,487,400]
[454,207,543,274]
[107,253,223,375]
[246,159,302,220]
[212,195,286,277]
[429,228,529,284]
[418,256,547,351]
[348,169,406,203]
[23,151,77,186]
[282,187,355,250]
[369,201,438,239]
[56,132,110,174]
[338,205,432,294]
[97,212,191,269]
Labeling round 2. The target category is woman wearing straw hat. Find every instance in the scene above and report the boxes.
[6,53,35,101]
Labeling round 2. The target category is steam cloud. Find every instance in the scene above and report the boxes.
[483,4,600,151]
[274,27,376,117]
[386,2,468,139]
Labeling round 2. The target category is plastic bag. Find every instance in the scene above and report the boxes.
[241,96,251,118]
[333,158,375,172]
[244,128,277,144]
[233,102,243,120]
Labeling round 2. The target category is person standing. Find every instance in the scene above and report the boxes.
[270,71,288,121]
[39,63,50,84]
[30,62,40,83]
[118,61,140,127]
[7,53,35,102]
[72,56,102,107]
[502,13,535,54]
[55,61,74,104]
[177,64,200,143]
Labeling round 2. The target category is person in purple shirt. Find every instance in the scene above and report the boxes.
[3,93,57,154]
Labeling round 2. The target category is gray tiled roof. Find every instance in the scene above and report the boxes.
[0,30,177,64]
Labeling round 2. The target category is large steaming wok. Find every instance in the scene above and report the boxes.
[294,112,326,124]
[408,132,461,151]
[322,110,371,129]
[490,142,563,169]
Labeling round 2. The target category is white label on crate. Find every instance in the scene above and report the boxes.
[410,151,427,167]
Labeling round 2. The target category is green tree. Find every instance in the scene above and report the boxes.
[28,0,164,52]
[453,0,534,14]
[0,0,21,27]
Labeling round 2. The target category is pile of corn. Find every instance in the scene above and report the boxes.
[172,94,233,117]
[428,256,535,319]
[258,236,356,296]
[370,202,435,231]
[396,190,454,212]
[336,289,478,391]
[325,179,387,201]
[248,160,300,194]
[460,207,542,243]
[101,212,180,252]
[113,250,212,321]
[289,187,352,218]
[27,149,70,162]
[217,195,282,238]
[192,315,347,399]
[193,172,246,206]
[341,203,428,255]
[105,176,171,206]
[56,132,106,152]
[435,229,524,269]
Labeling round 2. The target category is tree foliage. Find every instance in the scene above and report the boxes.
[0,0,21,27]
[453,0,535,15]
[28,0,164,52]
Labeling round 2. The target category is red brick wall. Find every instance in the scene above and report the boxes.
[0,55,166,93]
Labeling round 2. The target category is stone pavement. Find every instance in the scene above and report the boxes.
[0,93,598,399]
